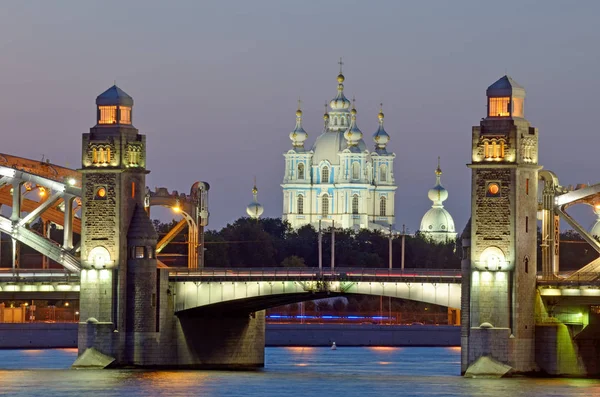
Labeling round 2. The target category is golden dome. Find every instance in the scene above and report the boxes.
[323,113,329,120]
[337,74,345,83]
[296,109,302,117]
[378,111,384,119]
[351,108,357,116]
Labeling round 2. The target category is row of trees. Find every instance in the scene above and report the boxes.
[155,217,461,269]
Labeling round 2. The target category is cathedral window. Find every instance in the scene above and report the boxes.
[92,148,98,164]
[380,164,387,182]
[352,162,360,180]
[322,194,329,216]
[119,106,132,124]
[489,97,510,117]
[352,194,359,214]
[379,197,386,216]
[99,106,117,124]
[297,195,304,215]
[322,166,329,183]
[99,148,105,163]
[297,163,305,180]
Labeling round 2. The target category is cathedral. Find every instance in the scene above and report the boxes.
[282,66,397,231]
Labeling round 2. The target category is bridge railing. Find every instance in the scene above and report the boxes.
[0,268,79,283]
[537,272,600,286]
[168,267,462,282]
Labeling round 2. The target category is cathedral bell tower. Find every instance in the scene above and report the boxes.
[464,76,540,374]
[78,85,155,363]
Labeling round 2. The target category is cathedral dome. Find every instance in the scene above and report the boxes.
[419,159,456,243]
[420,207,456,234]
[311,132,366,165]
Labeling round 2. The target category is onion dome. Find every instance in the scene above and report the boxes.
[127,204,158,241]
[373,103,390,151]
[428,158,448,206]
[96,85,133,107]
[344,100,363,146]
[246,184,264,219]
[420,158,456,243]
[289,100,308,148]
[329,63,351,110]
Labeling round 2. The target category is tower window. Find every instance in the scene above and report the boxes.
[526,178,529,195]
[297,163,305,180]
[380,196,386,216]
[322,166,329,183]
[321,194,329,216]
[135,246,145,259]
[297,194,304,215]
[525,216,529,233]
[352,194,359,215]
[99,106,117,124]
[132,182,136,198]
[380,164,387,182]
[489,97,510,117]
[352,162,360,180]
[524,256,529,273]
[119,106,132,124]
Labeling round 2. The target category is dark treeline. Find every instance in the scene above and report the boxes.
[155,217,461,269]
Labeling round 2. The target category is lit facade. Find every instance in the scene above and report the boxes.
[282,69,397,231]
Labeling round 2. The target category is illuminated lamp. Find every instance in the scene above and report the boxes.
[39,187,46,197]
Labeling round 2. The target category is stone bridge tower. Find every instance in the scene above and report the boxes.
[77,85,157,365]
[463,76,540,374]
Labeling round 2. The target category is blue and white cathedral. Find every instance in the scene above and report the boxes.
[282,68,397,230]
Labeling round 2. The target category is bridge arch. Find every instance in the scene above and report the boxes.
[172,278,461,315]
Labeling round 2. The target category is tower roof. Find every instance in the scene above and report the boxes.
[96,85,134,106]
[127,204,158,241]
[486,75,525,98]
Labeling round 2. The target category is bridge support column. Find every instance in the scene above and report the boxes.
[463,77,539,376]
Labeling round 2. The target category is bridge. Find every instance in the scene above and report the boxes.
[2,79,600,374]
[0,268,462,309]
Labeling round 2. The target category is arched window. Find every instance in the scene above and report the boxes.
[321,166,329,183]
[352,162,360,180]
[352,194,359,214]
[524,256,529,274]
[322,194,329,216]
[379,196,386,216]
[297,195,304,215]
[380,164,387,182]
[297,163,305,180]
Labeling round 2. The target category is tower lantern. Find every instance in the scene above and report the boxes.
[96,85,134,126]
[486,75,525,118]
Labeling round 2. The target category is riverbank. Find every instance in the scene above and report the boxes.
[0,323,459,348]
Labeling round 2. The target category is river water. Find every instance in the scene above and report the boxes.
[0,347,599,396]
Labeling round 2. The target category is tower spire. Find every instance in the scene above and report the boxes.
[338,57,344,74]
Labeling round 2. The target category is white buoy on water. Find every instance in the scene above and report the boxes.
[331,342,337,350]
